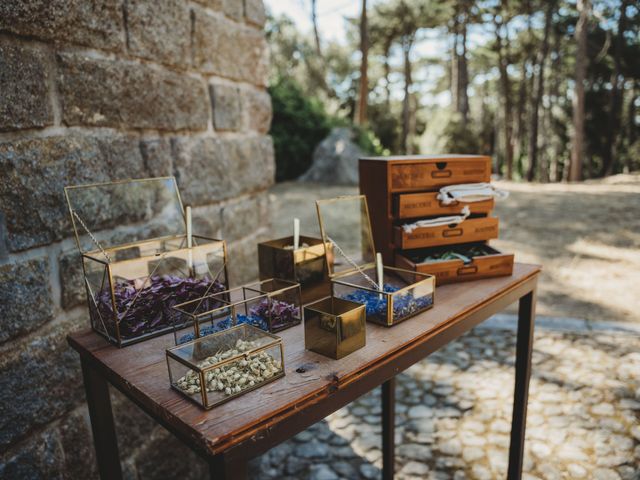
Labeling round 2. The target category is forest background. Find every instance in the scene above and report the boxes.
[265,0,639,183]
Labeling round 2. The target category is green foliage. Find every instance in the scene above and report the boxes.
[268,77,332,182]
[442,117,481,155]
[353,125,389,156]
[266,0,640,182]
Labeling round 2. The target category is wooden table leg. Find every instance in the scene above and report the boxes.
[209,454,247,480]
[81,357,123,480]
[507,290,536,479]
[382,377,396,480]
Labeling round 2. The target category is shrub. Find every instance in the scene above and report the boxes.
[268,77,332,181]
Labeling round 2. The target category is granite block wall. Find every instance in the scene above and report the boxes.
[0,1,272,478]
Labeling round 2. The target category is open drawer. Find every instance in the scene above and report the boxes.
[394,216,499,250]
[394,191,494,219]
[395,242,514,285]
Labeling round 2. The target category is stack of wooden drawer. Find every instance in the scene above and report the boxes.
[359,155,514,285]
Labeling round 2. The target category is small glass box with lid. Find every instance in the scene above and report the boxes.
[64,177,229,347]
[316,195,435,327]
[166,324,285,409]
[171,278,303,344]
[258,235,333,304]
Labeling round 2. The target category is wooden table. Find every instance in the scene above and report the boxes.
[68,263,540,480]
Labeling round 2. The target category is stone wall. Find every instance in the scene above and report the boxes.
[0,1,272,478]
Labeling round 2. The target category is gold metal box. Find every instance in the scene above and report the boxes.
[166,324,285,409]
[316,195,435,327]
[64,177,229,347]
[304,297,366,359]
[171,279,302,344]
[257,235,333,303]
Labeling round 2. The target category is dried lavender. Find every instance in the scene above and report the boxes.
[250,298,300,331]
[95,275,225,340]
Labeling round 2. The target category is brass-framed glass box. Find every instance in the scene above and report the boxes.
[64,177,229,347]
[258,236,333,303]
[242,278,303,332]
[316,195,435,327]
[304,297,366,359]
[171,279,302,344]
[166,324,285,409]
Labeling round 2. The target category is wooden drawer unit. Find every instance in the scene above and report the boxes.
[395,243,514,285]
[395,191,494,219]
[394,217,499,250]
[359,155,493,265]
[359,154,512,285]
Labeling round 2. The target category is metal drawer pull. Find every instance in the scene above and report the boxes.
[458,266,478,275]
[443,228,463,237]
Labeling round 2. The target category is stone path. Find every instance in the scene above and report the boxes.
[248,318,640,479]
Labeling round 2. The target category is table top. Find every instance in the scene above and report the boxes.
[68,263,540,457]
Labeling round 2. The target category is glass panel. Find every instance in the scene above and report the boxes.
[83,256,113,340]
[172,292,233,345]
[233,293,272,332]
[168,356,204,407]
[202,343,283,407]
[390,276,434,324]
[333,267,434,326]
[244,279,302,332]
[168,324,279,365]
[316,195,375,276]
[65,177,184,255]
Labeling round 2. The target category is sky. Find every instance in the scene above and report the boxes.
[265,0,360,43]
[263,0,512,108]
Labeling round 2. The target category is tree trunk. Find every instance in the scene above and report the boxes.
[450,12,459,111]
[601,0,629,176]
[356,0,369,125]
[625,84,637,173]
[383,38,392,109]
[457,16,469,123]
[539,81,551,182]
[407,94,417,155]
[513,60,527,169]
[401,36,413,154]
[526,1,554,181]
[311,0,322,57]
[495,15,513,179]
[549,23,562,182]
[569,0,590,182]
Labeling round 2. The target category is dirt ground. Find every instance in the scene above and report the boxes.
[267,173,640,323]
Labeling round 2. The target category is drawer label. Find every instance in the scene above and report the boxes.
[407,231,437,240]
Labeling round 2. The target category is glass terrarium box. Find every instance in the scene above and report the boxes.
[258,235,333,304]
[316,195,435,327]
[171,278,303,345]
[304,297,366,359]
[64,177,229,347]
[167,324,285,409]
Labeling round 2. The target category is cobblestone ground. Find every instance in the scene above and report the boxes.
[248,323,640,480]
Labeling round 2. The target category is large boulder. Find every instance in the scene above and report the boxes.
[299,127,365,185]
